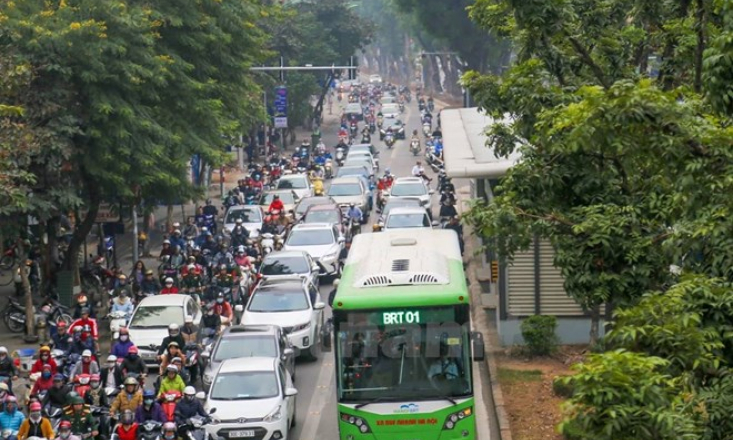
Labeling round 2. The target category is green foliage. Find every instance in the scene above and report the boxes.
[520,315,558,356]
[551,376,574,398]
[558,350,700,440]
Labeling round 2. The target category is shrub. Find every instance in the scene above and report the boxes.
[552,376,574,398]
[520,315,558,356]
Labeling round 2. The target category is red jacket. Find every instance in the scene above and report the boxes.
[115,424,139,440]
[31,376,54,394]
[268,200,284,213]
[161,286,179,295]
[69,317,99,340]
[31,358,58,375]
[214,302,233,320]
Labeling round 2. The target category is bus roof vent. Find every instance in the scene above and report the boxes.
[361,275,392,287]
[392,259,410,272]
[408,273,447,284]
[391,237,417,247]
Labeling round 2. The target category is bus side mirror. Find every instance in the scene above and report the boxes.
[471,331,485,362]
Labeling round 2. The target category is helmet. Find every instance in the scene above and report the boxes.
[71,396,84,405]
[127,346,139,355]
[184,315,193,324]
[80,307,90,315]
[30,402,42,412]
[168,323,180,335]
[143,389,156,399]
[72,326,82,333]
[107,354,117,363]
[118,274,127,280]
[4,396,16,404]
[124,377,138,386]
[145,269,154,275]
[163,422,177,438]
[40,345,50,353]
[0,347,6,355]
[219,264,227,271]
[165,277,174,284]
[57,321,67,329]
[184,386,196,397]
[171,357,182,364]
[53,374,64,382]
[77,295,88,305]
[59,420,72,430]
[168,341,179,349]
[121,409,134,424]
[350,202,355,207]
[166,365,179,373]
[163,239,171,245]
[82,349,92,357]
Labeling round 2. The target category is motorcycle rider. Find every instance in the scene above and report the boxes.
[445,216,465,255]
[30,365,54,395]
[201,304,222,336]
[346,203,363,225]
[43,375,71,409]
[0,396,24,440]
[135,390,165,423]
[110,290,133,321]
[174,387,208,438]
[159,240,174,258]
[54,421,78,440]
[52,322,71,353]
[411,161,432,185]
[18,401,53,440]
[62,396,97,439]
[213,266,235,297]
[180,267,204,300]
[83,374,109,408]
[111,328,134,359]
[66,327,94,359]
[70,350,99,380]
[230,219,249,248]
[168,246,185,269]
[202,200,218,218]
[113,274,133,299]
[101,355,122,389]
[411,129,420,144]
[181,316,198,346]
[138,270,160,296]
[213,292,233,324]
[157,324,186,358]
[119,347,148,378]
[267,195,284,214]
[0,347,19,392]
[158,342,186,376]
[161,422,177,440]
[439,199,458,219]
[112,410,138,440]
[182,217,199,241]
[157,365,185,399]
[68,308,99,353]
[223,190,239,209]
[160,278,179,295]
[71,295,96,320]
[31,346,58,375]
[110,377,143,419]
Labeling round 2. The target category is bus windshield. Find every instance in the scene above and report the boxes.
[334,305,472,403]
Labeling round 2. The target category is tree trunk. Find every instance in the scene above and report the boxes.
[165,205,174,235]
[430,55,443,93]
[18,240,36,340]
[142,212,152,257]
[589,305,601,345]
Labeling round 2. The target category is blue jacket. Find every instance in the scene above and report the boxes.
[174,399,207,425]
[0,409,25,433]
[111,340,135,359]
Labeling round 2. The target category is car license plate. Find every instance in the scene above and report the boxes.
[229,431,255,438]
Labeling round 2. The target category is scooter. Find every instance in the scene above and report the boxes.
[384,133,395,149]
[422,122,431,137]
[43,404,64,432]
[324,159,333,179]
[108,311,128,340]
[74,373,92,398]
[136,420,163,440]
[161,390,182,422]
[410,139,420,156]
[184,343,201,386]
[181,415,210,440]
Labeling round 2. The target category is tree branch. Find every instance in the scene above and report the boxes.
[566,35,611,89]
[513,206,576,227]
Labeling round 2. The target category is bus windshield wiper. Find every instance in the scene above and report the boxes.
[354,396,400,410]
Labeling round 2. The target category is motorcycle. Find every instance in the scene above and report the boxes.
[368,120,376,134]
[3,298,26,333]
[74,373,92,398]
[384,133,395,149]
[161,390,182,422]
[91,406,111,438]
[136,420,163,440]
[410,139,420,156]
[324,159,333,179]
[422,122,431,137]
[184,343,201,386]
[181,415,210,440]
[349,123,358,140]
[108,311,129,340]
[335,147,346,166]
[201,328,217,354]
[44,404,64,432]
[360,133,371,144]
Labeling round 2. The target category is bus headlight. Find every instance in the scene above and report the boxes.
[340,413,372,433]
[443,407,472,430]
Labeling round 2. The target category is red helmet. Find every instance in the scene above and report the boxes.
[60,421,72,429]
[128,346,139,355]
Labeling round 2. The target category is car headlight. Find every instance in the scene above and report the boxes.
[398,127,404,133]
[264,405,282,422]
[322,252,337,262]
[292,322,311,332]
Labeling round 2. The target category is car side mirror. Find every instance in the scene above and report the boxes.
[338,237,345,244]
[209,408,217,415]
[284,387,298,397]
[283,348,294,358]
[471,331,485,362]
[311,264,320,272]
[234,305,244,313]
[314,302,326,310]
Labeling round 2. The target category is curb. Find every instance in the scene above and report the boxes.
[463,218,513,440]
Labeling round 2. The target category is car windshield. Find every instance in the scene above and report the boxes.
[337,168,368,178]
[305,210,340,224]
[335,305,473,402]
[328,184,362,197]
[261,193,295,205]
[278,178,307,190]
[386,214,430,228]
[343,160,370,169]
[210,371,279,400]
[226,209,261,224]
[248,290,310,312]
[213,336,277,362]
[130,306,182,329]
[296,199,326,215]
[391,183,426,197]
[286,229,334,246]
[261,256,310,276]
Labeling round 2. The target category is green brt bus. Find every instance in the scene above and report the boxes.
[331,229,485,440]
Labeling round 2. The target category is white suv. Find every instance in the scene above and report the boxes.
[242,278,326,359]
[283,223,344,277]
[383,206,436,230]
[384,177,435,217]
[205,357,297,440]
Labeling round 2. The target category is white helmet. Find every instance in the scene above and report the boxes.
[184,386,196,397]
[82,350,92,357]
[165,277,174,284]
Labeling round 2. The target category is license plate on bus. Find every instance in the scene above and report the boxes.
[229,431,255,438]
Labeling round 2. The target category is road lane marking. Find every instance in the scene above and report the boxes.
[299,356,335,440]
